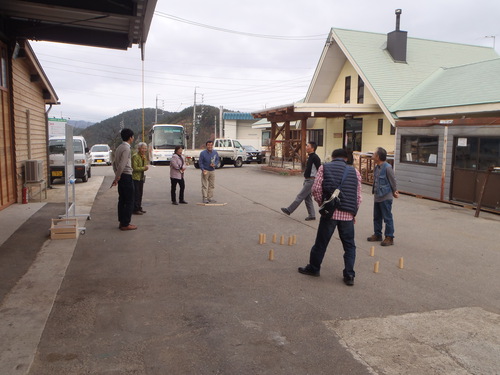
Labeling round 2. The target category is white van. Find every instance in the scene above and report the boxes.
[49,136,91,183]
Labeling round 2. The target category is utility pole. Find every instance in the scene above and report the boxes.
[219,106,224,139]
[155,94,159,124]
[214,115,217,138]
[192,87,204,149]
[192,88,197,149]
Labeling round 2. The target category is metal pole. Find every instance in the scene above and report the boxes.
[219,106,223,138]
[155,94,158,124]
[192,88,197,149]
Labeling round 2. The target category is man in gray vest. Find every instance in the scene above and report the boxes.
[367,147,399,246]
[298,148,362,286]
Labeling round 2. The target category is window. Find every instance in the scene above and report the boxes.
[308,129,324,147]
[357,76,364,104]
[261,131,271,147]
[455,137,500,171]
[377,119,383,135]
[401,136,439,165]
[390,125,396,135]
[344,76,351,104]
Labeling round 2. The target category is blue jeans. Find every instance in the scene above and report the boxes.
[373,199,394,237]
[308,216,356,277]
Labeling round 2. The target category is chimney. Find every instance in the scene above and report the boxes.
[387,9,407,63]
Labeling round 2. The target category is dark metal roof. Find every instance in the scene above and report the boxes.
[0,0,157,51]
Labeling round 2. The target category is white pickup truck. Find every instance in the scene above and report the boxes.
[185,138,247,168]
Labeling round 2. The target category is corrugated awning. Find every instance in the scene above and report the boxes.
[0,0,157,51]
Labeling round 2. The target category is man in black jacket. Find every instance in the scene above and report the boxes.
[281,142,322,221]
[298,148,362,286]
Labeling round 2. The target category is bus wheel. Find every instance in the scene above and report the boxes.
[194,162,200,169]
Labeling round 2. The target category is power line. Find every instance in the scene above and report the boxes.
[155,11,327,40]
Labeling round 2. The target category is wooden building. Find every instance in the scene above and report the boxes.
[0,0,157,210]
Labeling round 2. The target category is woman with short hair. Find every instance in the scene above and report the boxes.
[170,145,187,205]
[132,142,149,214]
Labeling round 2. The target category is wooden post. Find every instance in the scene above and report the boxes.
[268,249,274,261]
[300,116,307,169]
[475,166,495,218]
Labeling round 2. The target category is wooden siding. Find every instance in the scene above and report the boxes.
[12,56,49,202]
[395,126,448,199]
[396,125,500,201]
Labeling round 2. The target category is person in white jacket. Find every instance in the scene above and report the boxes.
[170,146,188,205]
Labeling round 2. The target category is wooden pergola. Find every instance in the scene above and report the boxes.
[252,105,310,169]
[252,103,374,169]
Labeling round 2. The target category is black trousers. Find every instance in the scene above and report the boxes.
[170,177,185,202]
[133,179,144,212]
[118,174,134,226]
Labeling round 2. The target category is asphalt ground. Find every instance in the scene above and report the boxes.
[1,163,499,375]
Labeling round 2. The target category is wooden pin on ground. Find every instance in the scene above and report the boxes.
[292,234,297,245]
[272,233,277,243]
[374,261,380,273]
[370,246,375,257]
[399,257,404,269]
[268,249,274,261]
[258,233,263,245]
[280,235,285,245]
[288,236,293,246]
[262,233,266,244]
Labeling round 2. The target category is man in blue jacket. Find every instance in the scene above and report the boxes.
[199,140,220,204]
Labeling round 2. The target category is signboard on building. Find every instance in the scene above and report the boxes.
[48,118,67,137]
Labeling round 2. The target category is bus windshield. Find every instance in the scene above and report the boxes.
[151,126,184,149]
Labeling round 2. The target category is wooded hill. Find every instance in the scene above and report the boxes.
[77,105,226,150]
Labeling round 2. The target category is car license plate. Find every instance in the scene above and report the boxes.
[51,171,63,177]
[97,159,103,163]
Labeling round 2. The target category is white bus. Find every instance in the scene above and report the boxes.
[148,124,185,165]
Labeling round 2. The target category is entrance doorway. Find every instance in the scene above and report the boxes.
[451,136,500,210]
[343,118,362,152]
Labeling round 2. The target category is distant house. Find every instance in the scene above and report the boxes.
[223,112,262,148]
[253,11,500,211]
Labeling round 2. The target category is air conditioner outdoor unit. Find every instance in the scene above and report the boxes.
[25,160,43,183]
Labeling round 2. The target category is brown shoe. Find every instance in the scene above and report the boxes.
[133,211,143,215]
[120,224,138,231]
[367,234,383,242]
[381,236,394,246]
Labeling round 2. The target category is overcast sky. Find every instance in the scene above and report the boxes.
[31,0,500,123]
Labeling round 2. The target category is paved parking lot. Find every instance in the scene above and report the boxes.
[1,164,499,374]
